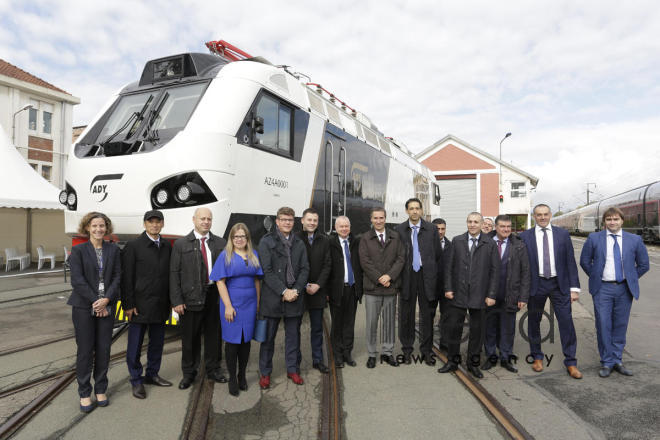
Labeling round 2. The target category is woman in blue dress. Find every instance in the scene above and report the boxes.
[210,223,263,396]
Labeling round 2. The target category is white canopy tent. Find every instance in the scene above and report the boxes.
[0,123,62,209]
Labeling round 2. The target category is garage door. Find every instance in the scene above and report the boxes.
[437,178,477,239]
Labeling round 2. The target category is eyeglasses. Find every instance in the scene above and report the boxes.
[233,235,247,240]
[277,218,294,223]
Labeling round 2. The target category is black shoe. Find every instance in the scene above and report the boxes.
[468,365,483,379]
[79,401,96,413]
[228,377,239,396]
[380,354,399,367]
[500,360,518,373]
[366,357,376,369]
[238,374,248,391]
[481,359,496,370]
[335,360,345,368]
[344,355,357,367]
[599,367,613,378]
[178,377,193,390]
[402,353,412,365]
[313,362,330,374]
[132,383,146,399]
[437,362,458,373]
[144,375,173,387]
[208,371,228,383]
[613,363,633,376]
[424,354,436,366]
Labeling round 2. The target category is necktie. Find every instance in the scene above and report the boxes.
[542,228,551,278]
[497,239,503,259]
[469,237,477,257]
[379,233,385,247]
[412,226,421,272]
[611,234,624,282]
[309,235,314,245]
[200,237,209,283]
[343,239,355,286]
[441,239,445,250]
[155,239,160,249]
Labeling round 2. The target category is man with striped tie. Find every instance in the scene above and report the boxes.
[580,207,649,377]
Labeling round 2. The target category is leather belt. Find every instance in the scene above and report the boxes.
[602,280,626,284]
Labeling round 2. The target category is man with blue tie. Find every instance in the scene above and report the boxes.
[579,207,649,377]
[520,204,582,379]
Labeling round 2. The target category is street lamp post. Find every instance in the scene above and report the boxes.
[499,132,512,194]
[12,104,34,146]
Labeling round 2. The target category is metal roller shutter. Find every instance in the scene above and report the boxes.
[437,178,477,239]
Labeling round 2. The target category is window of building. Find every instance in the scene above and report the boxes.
[29,162,38,172]
[41,165,52,181]
[511,182,526,198]
[29,106,38,130]
[28,99,55,137]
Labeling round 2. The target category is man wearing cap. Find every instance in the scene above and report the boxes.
[122,210,173,399]
[170,207,227,389]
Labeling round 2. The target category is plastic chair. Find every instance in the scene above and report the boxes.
[63,246,71,281]
[37,245,56,270]
[5,247,29,271]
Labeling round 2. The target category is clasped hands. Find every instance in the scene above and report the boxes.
[282,289,298,302]
[92,297,110,317]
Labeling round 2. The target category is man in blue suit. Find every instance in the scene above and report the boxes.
[520,204,583,379]
[579,207,649,377]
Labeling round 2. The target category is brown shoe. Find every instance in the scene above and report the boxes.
[567,366,583,379]
[532,359,543,372]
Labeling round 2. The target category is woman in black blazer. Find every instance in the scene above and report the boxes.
[68,212,120,412]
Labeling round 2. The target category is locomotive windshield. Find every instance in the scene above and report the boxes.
[75,81,208,157]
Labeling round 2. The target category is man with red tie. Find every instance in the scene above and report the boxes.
[520,204,582,379]
[580,207,649,377]
[170,207,227,389]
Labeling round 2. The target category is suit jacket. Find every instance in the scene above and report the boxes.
[444,232,500,309]
[579,230,649,299]
[497,234,531,311]
[258,230,310,318]
[328,233,363,305]
[297,230,331,309]
[121,232,172,323]
[358,228,405,296]
[169,230,226,311]
[68,241,121,309]
[395,219,443,302]
[520,226,580,297]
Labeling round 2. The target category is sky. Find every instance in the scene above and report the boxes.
[2,0,659,212]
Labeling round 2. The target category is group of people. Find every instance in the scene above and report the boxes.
[67,200,649,412]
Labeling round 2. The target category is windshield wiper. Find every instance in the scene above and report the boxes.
[142,92,169,144]
[99,95,154,149]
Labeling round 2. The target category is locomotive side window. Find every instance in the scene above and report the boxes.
[254,94,292,154]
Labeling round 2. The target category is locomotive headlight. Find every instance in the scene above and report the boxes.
[59,190,68,205]
[176,184,192,202]
[156,188,169,205]
[67,192,77,206]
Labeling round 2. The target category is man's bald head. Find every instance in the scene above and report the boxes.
[193,207,213,235]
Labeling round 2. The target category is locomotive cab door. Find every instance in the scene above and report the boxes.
[323,133,348,234]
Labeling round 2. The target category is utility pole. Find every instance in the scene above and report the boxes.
[557,202,563,213]
[586,183,596,205]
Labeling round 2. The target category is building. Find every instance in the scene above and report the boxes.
[0,59,80,189]
[416,134,538,237]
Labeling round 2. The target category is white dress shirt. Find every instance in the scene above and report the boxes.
[468,233,480,251]
[193,230,213,285]
[602,230,624,281]
[376,230,386,242]
[409,220,422,268]
[535,225,556,277]
[495,236,508,258]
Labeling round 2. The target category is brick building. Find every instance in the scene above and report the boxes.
[0,59,80,189]
[416,134,538,237]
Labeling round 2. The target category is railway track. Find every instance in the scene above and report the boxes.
[0,325,181,439]
[0,333,77,357]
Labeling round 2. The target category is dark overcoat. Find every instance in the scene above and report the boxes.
[169,230,226,311]
[497,234,531,312]
[297,231,331,309]
[121,232,172,323]
[68,241,121,309]
[444,232,500,309]
[395,219,443,301]
[258,231,310,318]
[358,228,405,296]
[328,232,364,304]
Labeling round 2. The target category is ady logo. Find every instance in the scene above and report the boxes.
[89,174,124,203]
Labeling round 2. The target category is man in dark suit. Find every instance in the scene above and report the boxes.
[520,203,582,379]
[328,216,363,368]
[170,207,227,389]
[481,215,530,373]
[297,208,331,374]
[432,218,452,350]
[580,207,649,377]
[122,210,174,398]
[258,207,310,389]
[396,198,443,366]
[438,212,499,378]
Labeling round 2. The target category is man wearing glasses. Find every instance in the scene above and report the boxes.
[258,207,310,389]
